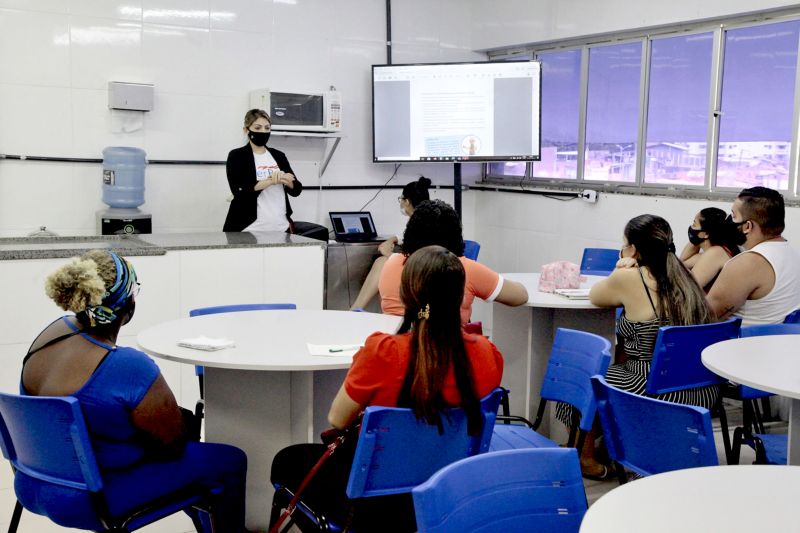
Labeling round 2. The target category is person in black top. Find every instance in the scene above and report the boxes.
[223,108,302,233]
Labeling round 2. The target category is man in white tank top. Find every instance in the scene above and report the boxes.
[708,187,800,325]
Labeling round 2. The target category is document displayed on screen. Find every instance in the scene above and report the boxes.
[373,61,540,163]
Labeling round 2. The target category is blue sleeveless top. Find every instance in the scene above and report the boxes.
[21,317,160,470]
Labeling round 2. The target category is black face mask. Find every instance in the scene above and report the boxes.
[725,214,748,246]
[687,226,706,246]
[248,130,270,147]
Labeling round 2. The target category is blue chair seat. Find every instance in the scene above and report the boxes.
[492,329,612,453]
[753,433,787,465]
[490,424,560,451]
[0,394,221,532]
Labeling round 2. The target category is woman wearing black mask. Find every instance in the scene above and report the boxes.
[679,207,741,291]
[222,109,302,232]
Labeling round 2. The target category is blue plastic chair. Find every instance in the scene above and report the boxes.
[728,323,800,465]
[592,375,718,484]
[783,309,800,323]
[412,448,586,533]
[0,393,218,532]
[579,248,618,276]
[491,328,612,452]
[644,317,741,463]
[270,388,504,532]
[463,239,481,261]
[189,303,296,418]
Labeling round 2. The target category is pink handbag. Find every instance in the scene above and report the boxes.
[538,261,584,293]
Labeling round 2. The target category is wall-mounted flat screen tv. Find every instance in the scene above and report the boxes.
[372,60,541,163]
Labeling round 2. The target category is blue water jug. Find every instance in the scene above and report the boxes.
[102,147,146,208]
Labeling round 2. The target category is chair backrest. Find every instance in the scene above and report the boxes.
[0,393,103,493]
[189,303,296,317]
[783,309,800,323]
[412,448,586,533]
[540,328,612,432]
[345,388,503,499]
[579,248,618,276]
[645,317,741,395]
[742,323,800,337]
[592,376,718,477]
[463,240,481,261]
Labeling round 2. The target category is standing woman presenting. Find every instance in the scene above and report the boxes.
[223,109,302,233]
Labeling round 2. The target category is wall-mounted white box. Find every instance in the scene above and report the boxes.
[108,82,154,112]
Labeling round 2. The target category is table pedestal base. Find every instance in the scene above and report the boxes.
[204,367,347,531]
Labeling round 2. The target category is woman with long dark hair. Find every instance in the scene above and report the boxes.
[561,215,713,479]
[680,206,741,291]
[270,245,503,531]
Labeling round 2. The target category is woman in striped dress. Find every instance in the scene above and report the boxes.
[570,214,714,479]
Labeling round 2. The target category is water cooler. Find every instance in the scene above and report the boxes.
[96,147,152,235]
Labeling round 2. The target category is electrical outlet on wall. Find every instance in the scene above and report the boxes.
[581,190,598,203]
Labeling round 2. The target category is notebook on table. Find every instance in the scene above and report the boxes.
[329,211,379,243]
[554,288,591,300]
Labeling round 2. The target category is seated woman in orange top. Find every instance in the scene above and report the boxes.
[378,199,528,323]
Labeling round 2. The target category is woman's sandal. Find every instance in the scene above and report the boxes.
[581,464,614,481]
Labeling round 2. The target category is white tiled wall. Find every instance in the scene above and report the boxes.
[471,0,800,51]
[0,0,484,237]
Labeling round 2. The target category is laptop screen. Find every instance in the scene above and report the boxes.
[329,212,377,240]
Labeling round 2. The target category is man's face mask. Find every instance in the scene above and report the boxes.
[726,214,748,245]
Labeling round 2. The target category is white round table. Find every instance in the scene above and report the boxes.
[702,335,800,465]
[580,465,800,532]
[137,309,401,530]
[491,273,615,434]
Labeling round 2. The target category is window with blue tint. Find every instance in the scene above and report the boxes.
[717,20,800,190]
[645,33,714,186]
[585,42,642,183]
[532,49,581,180]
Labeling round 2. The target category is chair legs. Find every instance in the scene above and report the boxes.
[715,400,734,465]
[8,500,22,533]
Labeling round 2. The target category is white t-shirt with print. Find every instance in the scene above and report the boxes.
[244,149,289,232]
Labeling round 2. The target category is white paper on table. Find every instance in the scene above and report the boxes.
[177,336,235,351]
[307,343,363,357]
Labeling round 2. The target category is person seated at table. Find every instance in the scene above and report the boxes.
[707,186,800,325]
[21,250,247,532]
[270,245,504,531]
[560,214,714,479]
[679,206,741,291]
[378,199,528,323]
[350,176,431,310]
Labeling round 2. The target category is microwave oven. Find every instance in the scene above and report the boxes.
[249,89,341,133]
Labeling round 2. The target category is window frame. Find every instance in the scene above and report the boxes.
[483,10,800,200]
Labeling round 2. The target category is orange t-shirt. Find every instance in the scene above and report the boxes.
[344,331,504,408]
[378,254,502,323]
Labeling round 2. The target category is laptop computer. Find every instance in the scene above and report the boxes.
[329,211,379,243]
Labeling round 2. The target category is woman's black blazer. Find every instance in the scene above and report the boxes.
[222,144,303,232]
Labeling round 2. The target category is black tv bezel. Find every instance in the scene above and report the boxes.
[371,59,542,164]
